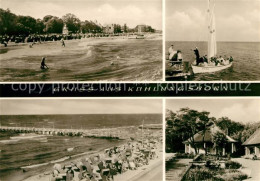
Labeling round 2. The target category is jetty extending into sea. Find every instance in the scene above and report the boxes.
[0,126,129,139]
[0,124,162,140]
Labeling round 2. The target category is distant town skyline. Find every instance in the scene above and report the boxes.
[1,0,162,30]
[0,99,162,115]
[167,99,260,124]
[166,0,260,42]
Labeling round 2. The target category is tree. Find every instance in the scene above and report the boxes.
[123,24,128,33]
[113,24,122,33]
[146,25,155,32]
[165,109,184,153]
[45,16,63,33]
[16,15,38,35]
[35,19,44,34]
[212,131,228,155]
[81,20,102,33]
[196,111,213,154]
[62,13,81,33]
[166,108,212,154]
[0,8,17,35]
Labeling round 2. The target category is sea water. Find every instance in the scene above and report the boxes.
[0,39,162,81]
[0,114,162,181]
[166,41,260,81]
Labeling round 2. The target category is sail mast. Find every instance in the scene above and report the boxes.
[207,0,217,58]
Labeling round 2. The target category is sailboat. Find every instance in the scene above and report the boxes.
[191,0,233,74]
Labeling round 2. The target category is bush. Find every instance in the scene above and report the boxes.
[184,166,247,181]
[175,153,195,159]
[183,167,213,181]
[225,161,242,169]
[215,172,248,181]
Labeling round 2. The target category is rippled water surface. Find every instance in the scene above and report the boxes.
[0,38,162,81]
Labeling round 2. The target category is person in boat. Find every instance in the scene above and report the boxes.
[61,38,65,47]
[168,45,176,60]
[217,56,225,65]
[177,50,183,62]
[40,57,49,69]
[192,47,203,65]
[203,55,208,63]
[229,56,233,62]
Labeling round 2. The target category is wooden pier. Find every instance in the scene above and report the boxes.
[0,126,131,139]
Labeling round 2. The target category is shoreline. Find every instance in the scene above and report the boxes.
[0,33,162,49]
[22,140,162,181]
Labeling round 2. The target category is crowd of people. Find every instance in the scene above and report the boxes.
[0,32,145,47]
[168,44,233,67]
[0,34,84,47]
[50,139,161,181]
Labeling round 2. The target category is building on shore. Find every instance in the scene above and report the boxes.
[242,128,260,158]
[136,24,146,33]
[62,24,69,35]
[102,24,114,34]
[183,125,237,155]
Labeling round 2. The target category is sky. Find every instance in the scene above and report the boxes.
[0,0,162,30]
[166,0,260,42]
[166,99,260,124]
[0,99,162,115]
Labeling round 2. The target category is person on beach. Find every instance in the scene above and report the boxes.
[61,38,65,47]
[41,57,49,69]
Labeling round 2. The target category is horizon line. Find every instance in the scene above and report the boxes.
[166,40,260,43]
[0,113,162,116]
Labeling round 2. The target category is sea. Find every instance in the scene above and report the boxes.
[166,41,260,81]
[0,114,162,181]
[0,38,162,81]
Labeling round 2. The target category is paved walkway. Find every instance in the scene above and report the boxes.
[166,159,192,181]
[232,158,260,181]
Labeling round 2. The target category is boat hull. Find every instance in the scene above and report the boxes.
[191,63,232,74]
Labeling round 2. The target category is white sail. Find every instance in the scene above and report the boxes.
[207,0,217,58]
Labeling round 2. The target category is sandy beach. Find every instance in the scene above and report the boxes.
[0,34,162,81]
[22,141,163,181]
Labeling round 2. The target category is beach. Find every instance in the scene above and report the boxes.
[0,34,162,81]
[0,114,162,181]
[22,138,162,181]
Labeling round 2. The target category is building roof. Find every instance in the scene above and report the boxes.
[183,125,237,144]
[242,128,260,146]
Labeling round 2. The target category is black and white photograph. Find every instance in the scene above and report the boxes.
[165,0,260,81]
[0,0,162,81]
[165,98,260,181]
[0,99,163,181]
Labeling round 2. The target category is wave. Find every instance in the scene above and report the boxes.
[0,139,19,144]
[21,162,49,169]
[50,156,71,164]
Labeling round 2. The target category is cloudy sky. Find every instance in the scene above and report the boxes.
[166,0,260,42]
[0,99,162,115]
[1,0,162,30]
[166,99,260,124]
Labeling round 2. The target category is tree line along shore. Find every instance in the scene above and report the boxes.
[0,8,158,46]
